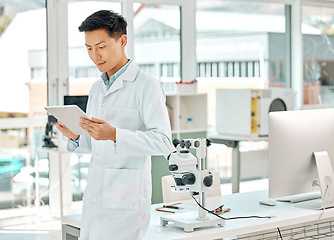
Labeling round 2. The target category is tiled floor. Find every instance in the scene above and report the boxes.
[0,179,269,240]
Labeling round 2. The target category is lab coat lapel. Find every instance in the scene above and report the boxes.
[107,75,124,94]
[105,62,139,95]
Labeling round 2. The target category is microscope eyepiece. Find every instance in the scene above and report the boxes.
[169,164,178,172]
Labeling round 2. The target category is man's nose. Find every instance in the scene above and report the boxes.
[92,49,101,61]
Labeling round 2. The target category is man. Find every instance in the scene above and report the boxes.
[56,10,174,240]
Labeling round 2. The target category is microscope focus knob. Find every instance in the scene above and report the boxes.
[194,141,200,148]
[172,139,180,147]
[185,141,191,149]
[203,175,213,187]
[182,173,196,185]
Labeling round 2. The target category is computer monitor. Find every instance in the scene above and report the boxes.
[269,108,334,209]
[64,95,88,112]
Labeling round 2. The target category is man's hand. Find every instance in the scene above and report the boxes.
[79,117,116,141]
[55,121,79,141]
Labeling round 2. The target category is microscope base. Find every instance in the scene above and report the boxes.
[160,211,225,232]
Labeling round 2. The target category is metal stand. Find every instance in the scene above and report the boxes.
[295,151,334,209]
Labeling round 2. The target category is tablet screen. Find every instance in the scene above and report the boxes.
[45,105,90,135]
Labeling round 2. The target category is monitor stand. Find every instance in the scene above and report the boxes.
[294,151,334,210]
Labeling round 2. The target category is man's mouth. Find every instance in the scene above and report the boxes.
[97,61,106,66]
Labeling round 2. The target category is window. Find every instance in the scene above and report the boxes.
[302,5,334,107]
[160,63,179,78]
[196,1,287,182]
[138,64,156,77]
[196,0,287,134]
[0,0,47,213]
[31,68,47,80]
[134,4,181,84]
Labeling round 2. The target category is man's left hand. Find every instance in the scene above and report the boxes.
[79,117,116,141]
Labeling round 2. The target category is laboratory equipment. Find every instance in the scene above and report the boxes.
[268,109,334,209]
[160,138,225,232]
[216,88,294,137]
[43,115,58,148]
[64,95,88,112]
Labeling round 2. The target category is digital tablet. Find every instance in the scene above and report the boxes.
[44,105,91,135]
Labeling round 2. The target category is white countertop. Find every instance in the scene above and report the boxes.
[63,190,334,240]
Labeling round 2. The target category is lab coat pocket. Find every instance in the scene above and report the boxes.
[102,168,140,209]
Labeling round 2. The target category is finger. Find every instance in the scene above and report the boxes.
[79,121,96,133]
[79,121,89,130]
[79,117,92,124]
[91,117,104,123]
[86,128,97,139]
[56,123,63,129]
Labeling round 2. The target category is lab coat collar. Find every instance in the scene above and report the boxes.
[104,61,139,95]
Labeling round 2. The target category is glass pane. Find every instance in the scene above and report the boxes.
[196,1,286,188]
[302,6,334,107]
[133,4,181,94]
[67,1,122,201]
[196,0,287,134]
[0,0,47,212]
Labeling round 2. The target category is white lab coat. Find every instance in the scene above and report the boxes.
[67,61,174,240]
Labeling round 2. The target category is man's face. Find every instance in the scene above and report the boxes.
[85,29,125,77]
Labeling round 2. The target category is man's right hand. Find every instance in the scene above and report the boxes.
[55,120,79,141]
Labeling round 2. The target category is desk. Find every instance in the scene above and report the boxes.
[62,190,334,240]
[209,134,268,193]
[35,148,72,218]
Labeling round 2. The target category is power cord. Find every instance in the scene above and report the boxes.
[277,185,330,240]
[277,227,283,240]
[191,195,272,220]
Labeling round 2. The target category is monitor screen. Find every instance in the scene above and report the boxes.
[268,108,334,209]
[64,95,88,112]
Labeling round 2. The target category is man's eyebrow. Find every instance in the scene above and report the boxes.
[85,41,106,47]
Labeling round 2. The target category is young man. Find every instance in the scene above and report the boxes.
[56,10,174,240]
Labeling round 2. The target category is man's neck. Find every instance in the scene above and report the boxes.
[107,56,129,78]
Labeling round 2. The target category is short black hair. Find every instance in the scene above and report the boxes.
[78,10,127,39]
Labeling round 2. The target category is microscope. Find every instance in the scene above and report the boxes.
[160,138,225,232]
[42,115,58,148]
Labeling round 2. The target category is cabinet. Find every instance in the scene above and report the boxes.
[166,93,207,137]
[151,93,208,204]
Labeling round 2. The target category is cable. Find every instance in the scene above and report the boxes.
[191,195,272,220]
[287,185,329,240]
[277,227,283,240]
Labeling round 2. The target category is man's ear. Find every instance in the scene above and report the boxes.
[120,34,127,47]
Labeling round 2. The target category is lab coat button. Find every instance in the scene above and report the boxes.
[92,198,97,203]
[102,102,107,107]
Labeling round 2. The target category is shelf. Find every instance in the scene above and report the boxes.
[166,93,207,138]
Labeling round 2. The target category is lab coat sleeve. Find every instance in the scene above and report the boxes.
[115,77,175,157]
[66,134,92,154]
[67,138,79,152]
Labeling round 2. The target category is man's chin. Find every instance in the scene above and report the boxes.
[96,66,106,72]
